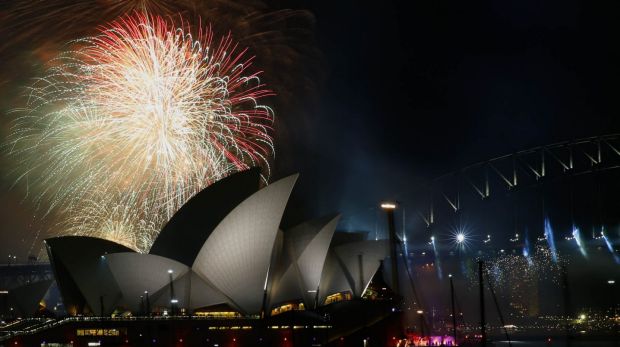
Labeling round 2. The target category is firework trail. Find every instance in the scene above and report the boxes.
[522,229,533,266]
[601,228,620,264]
[7,13,275,252]
[571,225,588,258]
[544,217,558,263]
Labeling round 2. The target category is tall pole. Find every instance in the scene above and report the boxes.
[418,311,425,337]
[449,274,457,344]
[261,288,268,318]
[145,291,150,317]
[383,203,400,296]
[168,270,175,315]
[314,286,320,310]
[140,296,145,316]
[562,266,571,347]
[478,260,486,347]
[609,280,618,347]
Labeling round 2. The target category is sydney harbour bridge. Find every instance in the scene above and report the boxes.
[368,133,620,250]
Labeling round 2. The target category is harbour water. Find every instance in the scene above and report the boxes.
[493,340,617,347]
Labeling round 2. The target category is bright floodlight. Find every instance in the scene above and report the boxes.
[430,236,435,242]
[167,269,173,274]
[170,299,179,304]
[456,233,466,243]
[416,310,424,314]
[381,202,397,209]
[609,280,616,284]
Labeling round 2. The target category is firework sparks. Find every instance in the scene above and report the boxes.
[63,190,166,252]
[485,245,567,286]
[464,244,568,303]
[8,13,275,252]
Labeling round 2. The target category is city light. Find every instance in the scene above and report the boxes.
[483,234,491,244]
[380,202,397,209]
[449,225,473,252]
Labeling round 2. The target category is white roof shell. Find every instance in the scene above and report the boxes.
[104,253,189,312]
[269,214,340,308]
[317,239,389,303]
[333,240,389,297]
[192,174,298,314]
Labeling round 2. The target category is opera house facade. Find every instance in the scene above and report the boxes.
[44,168,390,318]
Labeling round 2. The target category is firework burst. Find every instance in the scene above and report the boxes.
[63,190,166,252]
[469,245,568,290]
[8,13,275,252]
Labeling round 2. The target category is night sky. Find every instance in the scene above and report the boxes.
[281,0,620,227]
[1,0,620,264]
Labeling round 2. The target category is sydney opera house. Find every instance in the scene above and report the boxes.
[43,168,391,319]
[0,169,403,346]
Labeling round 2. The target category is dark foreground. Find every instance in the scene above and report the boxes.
[1,300,616,347]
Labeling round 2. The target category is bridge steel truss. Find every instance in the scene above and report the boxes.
[0,264,53,291]
[411,134,620,230]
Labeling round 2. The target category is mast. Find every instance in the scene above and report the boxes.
[381,202,400,296]
[479,260,486,347]
[449,274,457,344]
